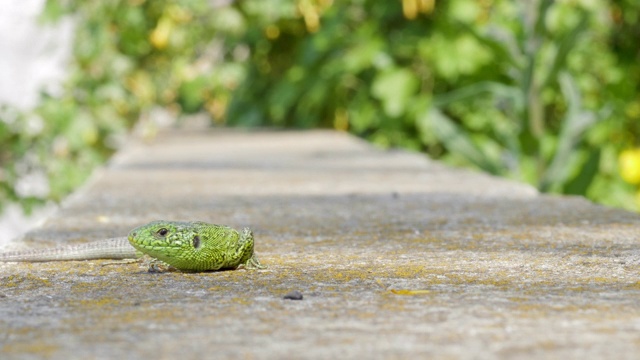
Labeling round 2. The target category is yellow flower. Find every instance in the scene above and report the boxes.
[265,25,280,40]
[403,0,435,20]
[150,17,173,50]
[619,148,640,184]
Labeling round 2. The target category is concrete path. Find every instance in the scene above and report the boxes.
[1,128,640,359]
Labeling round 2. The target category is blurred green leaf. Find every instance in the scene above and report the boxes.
[2,0,640,215]
[372,68,418,118]
[540,9,589,90]
[419,108,501,174]
[541,72,598,191]
[564,149,600,195]
[178,76,208,113]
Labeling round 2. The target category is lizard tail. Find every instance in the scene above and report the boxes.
[0,237,140,262]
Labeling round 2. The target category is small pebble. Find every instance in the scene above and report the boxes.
[283,290,303,300]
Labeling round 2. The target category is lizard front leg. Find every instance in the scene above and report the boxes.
[237,228,266,269]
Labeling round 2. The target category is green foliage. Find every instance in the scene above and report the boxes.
[1,0,640,213]
[226,0,640,210]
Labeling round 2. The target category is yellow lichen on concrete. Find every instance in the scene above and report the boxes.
[1,274,51,289]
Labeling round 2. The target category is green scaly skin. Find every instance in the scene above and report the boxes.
[128,220,265,272]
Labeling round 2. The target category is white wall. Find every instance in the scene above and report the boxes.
[0,0,74,109]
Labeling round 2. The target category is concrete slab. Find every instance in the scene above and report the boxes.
[1,128,640,359]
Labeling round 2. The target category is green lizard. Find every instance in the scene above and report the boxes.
[0,220,265,272]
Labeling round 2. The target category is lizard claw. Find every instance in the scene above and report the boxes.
[242,254,266,270]
[146,259,175,273]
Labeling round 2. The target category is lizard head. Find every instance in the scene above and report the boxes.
[127,220,240,271]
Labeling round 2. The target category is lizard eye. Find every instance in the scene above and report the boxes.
[157,228,169,237]
[192,235,200,249]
